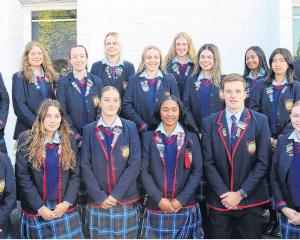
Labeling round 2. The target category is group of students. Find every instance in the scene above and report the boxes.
[0,31,300,239]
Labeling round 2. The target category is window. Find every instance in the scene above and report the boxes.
[293,6,300,60]
[32,9,77,75]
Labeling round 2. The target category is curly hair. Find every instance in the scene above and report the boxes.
[20,41,58,83]
[19,99,76,171]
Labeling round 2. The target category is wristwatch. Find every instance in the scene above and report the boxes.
[239,189,248,198]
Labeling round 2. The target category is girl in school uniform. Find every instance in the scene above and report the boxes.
[243,46,269,107]
[164,32,197,98]
[0,153,16,239]
[183,43,225,131]
[271,100,300,239]
[90,32,135,97]
[15,99,83,239]
[140,95,203,239]
[122,45,180,133]
[56,45,104,145]
[0,72,9,153]
[81,86,141,239]
[12,41,58,140]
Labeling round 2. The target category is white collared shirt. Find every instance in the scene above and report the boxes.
[97,115,123,128]
[272,78,288,86]
[102,58,124,67]
[156,122,184,137]
[225,107,245,134]
[73,71,87,82]
[172,56,192,64]
[288,130,300,143]
[44,131,61,145]
[197,71,212,81]
[140,70,163,79]
[247,68,266,79]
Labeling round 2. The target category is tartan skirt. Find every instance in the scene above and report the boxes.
[85,203,140,239]
[280,214,300,239]
[141,203,204,239]
[21,201,84,239]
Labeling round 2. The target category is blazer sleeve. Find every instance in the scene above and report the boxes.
[270,136,288,210]
[202,118,230,197]
[12,73,36,126]
[166,73,180,99]
[90,62,98,76]
[126,62,135,78]
[140,132,163,203]
[63,137,81,205]
[15,133,44,211]
[0,73,9,129]
[111,122,141,200]
[122,75,147,127]
[249,80,263,112]
[176,133,202,206]
[240,114,271,195]
[80,126,108,203]
[0,155,16,227]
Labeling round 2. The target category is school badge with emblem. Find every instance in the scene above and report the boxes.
[285,99,294,112]
[0,179,5,193]
[121,145,129,159]
[247,141,256,154]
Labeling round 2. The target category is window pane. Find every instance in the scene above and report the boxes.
[293,6,300,16]
[32,10,77,75]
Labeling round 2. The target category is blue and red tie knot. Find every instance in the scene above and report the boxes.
[46,143,58,150]
[273,85,284,91]
[36,76,45,83]
[146,78,158,86]
[178,63,186,72]
[231,115,238,142]
[76,79,87,88]
[102,127,114,136]
[200,78,212,87]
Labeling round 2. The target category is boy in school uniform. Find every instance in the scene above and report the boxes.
[202,73,271,238]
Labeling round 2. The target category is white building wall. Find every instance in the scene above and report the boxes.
[77,0,293,74]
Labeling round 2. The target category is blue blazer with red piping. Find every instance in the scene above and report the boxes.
[80,118,141,204]
[122,72,180,131]
[90,60,135,97]
[12,72,55,140]
[15,131,80,215]
[56,71,104,139]
[140,130,202,210]
[271,133,300,210]
[0,153,16,238]
[0,73,9,139]
[183,75,224,130]
[201,108,271,211]
[166,61,194,99]
[250,79,300,138]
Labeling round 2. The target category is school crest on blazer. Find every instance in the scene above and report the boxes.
[0,178,5,193]
[285,99,294,112]
[121,145,129,160]
[247,140,256,154]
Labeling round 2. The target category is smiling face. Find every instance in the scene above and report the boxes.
[222,80,247,113]
[69,46,88,72]
[160,99,180,129]
[291,105,300,133]
[199,49,214,72]
[28,45,44,67]
[105,34,121,58]
[175,37,189,58]
[99,89,121,118]
[144,48,161,74]
[246,49,260,71]
[271,53,289,76]
[43,106,62,135]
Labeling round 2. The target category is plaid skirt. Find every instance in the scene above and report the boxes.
[280,214,300,239]
[21,201,84,239]
[85,203,140,239]
[141,203,204,239]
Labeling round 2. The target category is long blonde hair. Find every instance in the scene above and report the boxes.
[193,43,222,87]
[18,100,76,171]
[20,41,58,83]
[163,32,197,70]
[136,45,163,74]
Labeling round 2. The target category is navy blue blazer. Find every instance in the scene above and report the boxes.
[90,60,135,97]
[183,75,224,130]
[122,72,180,131]
[12,72,55,140]
[56,72,104,138]
[140,130,202,210]
[295,60,300,82]
[166,61,194,98]
[15,131,80,214]
[245,75,265,108]
[271,134,300,210]
[250,79,300,138]
[81,118,141,204]
[0,73,9,139]
[0,154,16,238]
[202,108,271,211]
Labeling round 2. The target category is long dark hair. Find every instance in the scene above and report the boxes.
[265,48,295,84]
[243,46,269,79]
[151,95,198,132]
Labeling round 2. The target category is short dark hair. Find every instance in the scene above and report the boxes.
[221,73,246,91]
